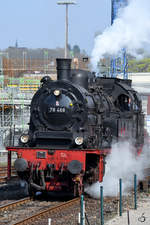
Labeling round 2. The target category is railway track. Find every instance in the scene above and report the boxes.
[0,166,17,184]
[0,197,31,212]
[13,197,80,225]
[0,176,7,183]
[0,175,18,183]
[0,167,16,176]
[0,166,16,174]
[1,191,146,225]
[0,166,13,171]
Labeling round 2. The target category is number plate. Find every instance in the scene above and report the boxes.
[48,107,66,113]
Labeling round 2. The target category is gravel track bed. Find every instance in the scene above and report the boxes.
[0,180,149,225]
[0,198,62,225]
[25,192,149,225]
[37,197,120,225]
[0,200,17,207]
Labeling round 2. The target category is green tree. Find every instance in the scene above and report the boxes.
[128,58,150,72]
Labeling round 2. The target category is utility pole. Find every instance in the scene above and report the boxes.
[57,1,76,58]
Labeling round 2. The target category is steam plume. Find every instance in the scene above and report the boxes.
[85,141,150,198]
[91,0,150,68]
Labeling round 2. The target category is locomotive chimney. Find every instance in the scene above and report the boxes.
[56,58,72,81]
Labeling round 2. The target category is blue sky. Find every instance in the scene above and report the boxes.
[0,0,111,54]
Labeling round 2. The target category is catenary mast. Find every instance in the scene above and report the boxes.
[111,0,128,79]
[111,0,128,25]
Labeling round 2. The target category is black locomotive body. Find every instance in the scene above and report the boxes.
[22,58,144,149]
[7,58,144,196]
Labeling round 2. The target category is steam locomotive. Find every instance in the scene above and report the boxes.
[7,58,144,196]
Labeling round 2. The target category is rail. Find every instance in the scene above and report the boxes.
[13,197,80,225]
[0,197,31,212]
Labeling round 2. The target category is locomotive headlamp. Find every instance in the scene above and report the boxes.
[75,137,83,145]
[20,134,29,144]
[54,89,60,96]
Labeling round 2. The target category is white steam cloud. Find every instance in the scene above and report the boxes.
[91,0,150,68]
[85,141,150,198]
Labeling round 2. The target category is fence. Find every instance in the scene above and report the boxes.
[0,77,39,149]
